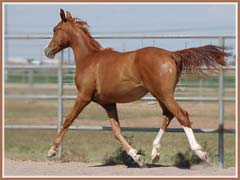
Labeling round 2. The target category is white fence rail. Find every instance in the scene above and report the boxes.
[4,34,236,168]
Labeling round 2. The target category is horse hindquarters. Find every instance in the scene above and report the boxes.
[137,52,208,162]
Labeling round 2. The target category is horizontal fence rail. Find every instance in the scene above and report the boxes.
[5,34,236,39]
[4,34,236,168]
[4,125,235,134]
[4,64,236,69]
[4,65,235,102]
[4,95,236,102]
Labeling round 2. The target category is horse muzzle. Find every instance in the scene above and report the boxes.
[44,47,56,59]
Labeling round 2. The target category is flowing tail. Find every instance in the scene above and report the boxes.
[172,45,230,76]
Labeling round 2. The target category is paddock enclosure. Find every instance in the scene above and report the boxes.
[4,34,236,176]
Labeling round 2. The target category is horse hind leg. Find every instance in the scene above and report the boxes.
[151,102,174,163]
[158,96,209,162]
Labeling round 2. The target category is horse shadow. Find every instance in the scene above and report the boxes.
[90,152,203,169]
[90,158,194,169]
[90,163,173,169]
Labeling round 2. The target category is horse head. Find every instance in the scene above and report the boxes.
[45,9,101,59]
[44,9,74,59]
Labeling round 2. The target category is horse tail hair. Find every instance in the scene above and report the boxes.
[171,45,230,77]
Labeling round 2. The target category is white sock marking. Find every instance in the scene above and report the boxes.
[182,126,202,150]
[153,129,165,148]
[152,129,165,158]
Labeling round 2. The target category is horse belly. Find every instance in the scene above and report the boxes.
[97,85,148,103]
[113,86,148,103]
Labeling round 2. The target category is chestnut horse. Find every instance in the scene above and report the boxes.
[45,9,228,166]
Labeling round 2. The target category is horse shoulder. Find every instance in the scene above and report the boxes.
[74,59,98,94]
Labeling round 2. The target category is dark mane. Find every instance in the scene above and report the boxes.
[73,17,103,51]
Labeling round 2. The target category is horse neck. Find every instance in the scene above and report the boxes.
[70,31,97,68]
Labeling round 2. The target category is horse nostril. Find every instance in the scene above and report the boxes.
[44,48,53,57]
[44,47,55,59]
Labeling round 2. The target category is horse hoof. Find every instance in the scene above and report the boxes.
[151,153,160,164]
[202,152,210,163]
[195,150,209,162]
[135,154,144,167]
[47,148,56,158]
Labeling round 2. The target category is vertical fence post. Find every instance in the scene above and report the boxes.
[218,37,225,168]
[57,51,64,158]
[4,4,8,81]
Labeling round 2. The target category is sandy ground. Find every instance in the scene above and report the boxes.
[4,159,236,177]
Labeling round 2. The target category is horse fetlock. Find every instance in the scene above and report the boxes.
[135,154,144,167]
[192,144,209,162]
[194,149,209,162]
[151,152,160,164]
[47,146,57,158]
[128,149,144,167]
[151,144,160,163]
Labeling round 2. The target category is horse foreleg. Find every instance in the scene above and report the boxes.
[103,103,144,167]
[151,102,174,163]
[47,93,90,157]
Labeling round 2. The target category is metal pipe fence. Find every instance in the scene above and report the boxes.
[4,34,236,168]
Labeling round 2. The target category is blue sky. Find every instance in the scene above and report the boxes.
[6,3,236,35]
[4,3,236,62]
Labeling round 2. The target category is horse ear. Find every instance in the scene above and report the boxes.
[60,9,66,22]
[66,11,73,21]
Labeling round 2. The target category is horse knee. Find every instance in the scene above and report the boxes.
[62,118,72,129]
